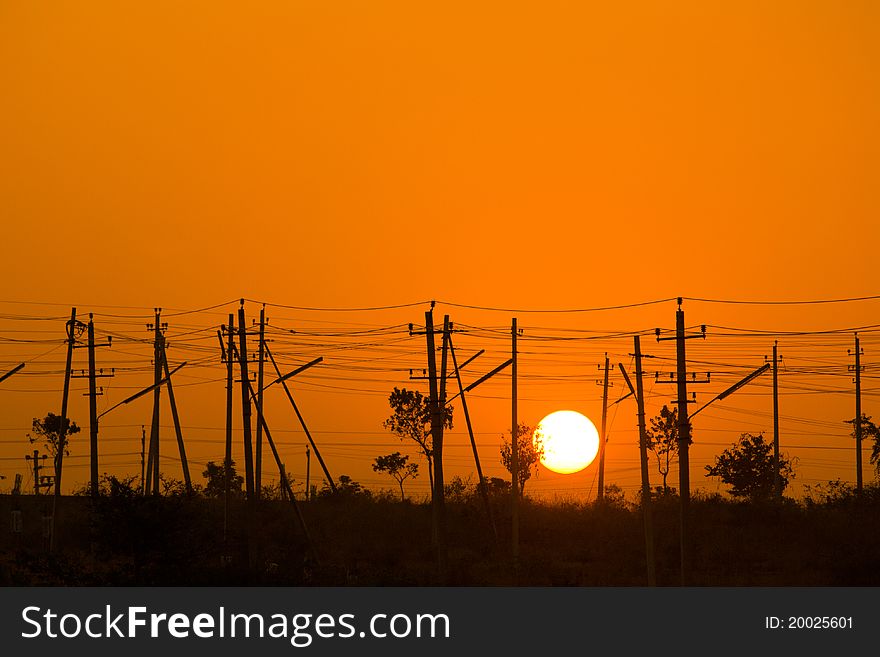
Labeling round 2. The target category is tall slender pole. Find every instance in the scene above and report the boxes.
[255,306,266,499]
[449,336,497,541]
[597,354,610,503]
[50,307,77,552]
[140,425,146,496]
[305,444,311,502]
[424,310,445,579]
[634,336,657,586]
[87,315,99,498]
[772,341,780,497]
[511,317,519,571]
[147,309,162,495]
[855,333,863,493]
[675,304,691,585]
[238,303,255,501]
[161,341,192,494]
[264,345,336,492]
[224,314,234,544]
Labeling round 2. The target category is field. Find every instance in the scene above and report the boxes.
[2,484,879,586]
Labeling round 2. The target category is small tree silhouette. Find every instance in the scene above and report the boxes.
[28,412,80,459]
[202,459,244,498]
[383,387,453,498]
[705,432,794,500]
[645,405,690,493]
[500,423,543,498]
[372,452,419,501]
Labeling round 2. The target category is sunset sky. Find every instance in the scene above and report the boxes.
[1,2,879,498]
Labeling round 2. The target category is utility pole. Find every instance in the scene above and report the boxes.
[145,309,165,495]
[596,354,610,503]
[140,426,146,496]
[238,302,255,501]
[264,344,334,492]
[305,444,311,502]
[71,315,114,497]
[618,336,657,585]
[448,337,497,541]
[769,342,781,497]
[51,307,79,552]
[655,298,707,586]
[424,309,447,579]
[25,450,48,496]
[255,305,266,500]
[223,314,235,542]
[511,317,519,572]
[159,338,192,494]
[633,337,656,585]
[849,334,864,493]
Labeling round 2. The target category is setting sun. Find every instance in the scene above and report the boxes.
[534,411,600,474]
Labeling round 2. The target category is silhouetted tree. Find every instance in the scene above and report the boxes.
[500,423,543,497]
[846,414,880,478]
[645,405,687,493]
[319,474,369,498]
[705,432,794,500]
[28,412,80,458]
[383,387,453,498]
[202,459,244,498]
[372,452,419,501]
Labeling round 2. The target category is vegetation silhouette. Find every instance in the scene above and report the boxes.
[705,432,795,500]
[373,452,419,501]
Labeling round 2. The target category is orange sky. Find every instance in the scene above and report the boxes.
[1,2,879,498]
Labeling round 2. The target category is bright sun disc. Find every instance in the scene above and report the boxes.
[534,410,600,474]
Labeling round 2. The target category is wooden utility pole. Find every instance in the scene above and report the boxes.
[597,354,610,503]
[140,425,146,496]
[146,309,163,495]
[50,307,77,552]
[305,444,311,501]
[224,314,235,541]
[255,306,267,499]
[511,317,519,570]
[238,303,255,500]
[87,317,99,495]
[72,314,114,497]
[25,450,48,496]
[772,341,780,497]
[449,336,497,540]
[160,340,192,494]
[655,299,707,586]
[424,309,447,579]
[264,344,336,492]
[632,337,656,585]
[851,334,863,493]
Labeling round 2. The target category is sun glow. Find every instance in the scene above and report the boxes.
[534,410,600,474]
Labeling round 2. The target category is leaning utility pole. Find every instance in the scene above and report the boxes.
[596,354,610,503]
[849,334,864,493]
[50,307,78,552]
[159,338,192,494]
[448,337,497,541]
[655,298,707,586]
